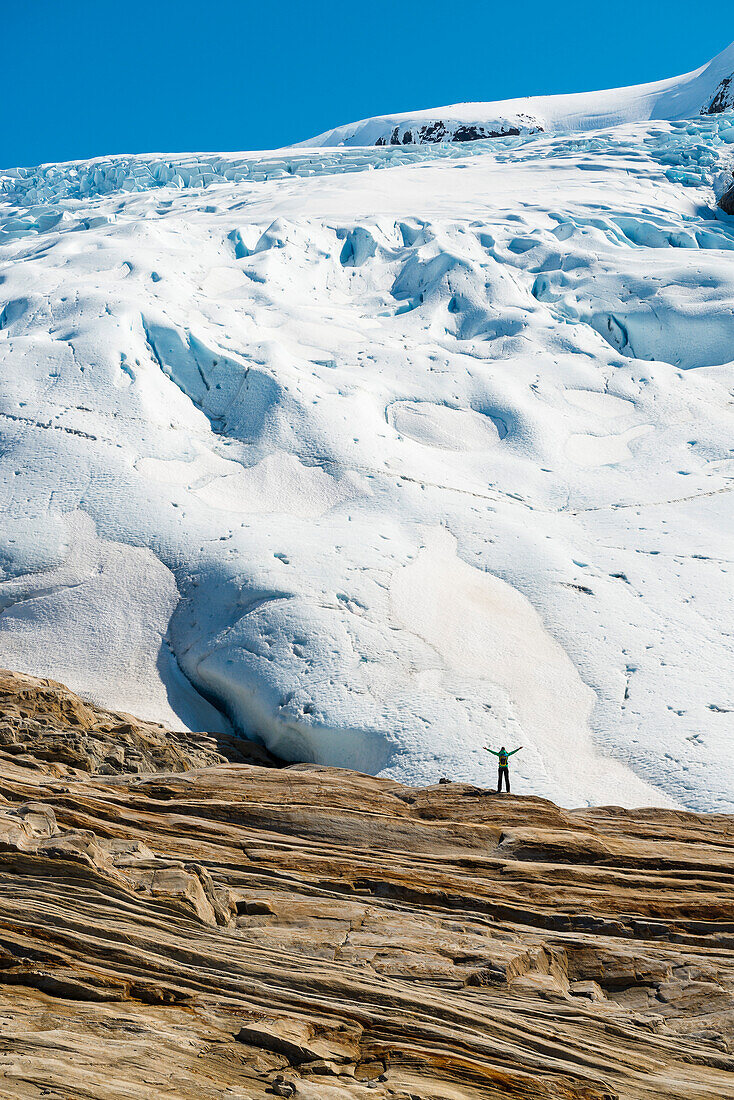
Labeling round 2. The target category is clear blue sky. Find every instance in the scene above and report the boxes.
[2,1,730,167]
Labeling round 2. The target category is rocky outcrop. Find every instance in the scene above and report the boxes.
[374,118,543,145]
[719,180,734,214]
[702,75,734,114]
[0,668,279,775]
[0,668,733,1098]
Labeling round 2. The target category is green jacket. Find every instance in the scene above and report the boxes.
[486,747,521,768]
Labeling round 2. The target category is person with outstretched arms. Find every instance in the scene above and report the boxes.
[485,744,522,793]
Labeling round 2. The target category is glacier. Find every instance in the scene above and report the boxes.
[1,95,734,810]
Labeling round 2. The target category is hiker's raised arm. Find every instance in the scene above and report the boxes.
[508,746,523,755]
[485,747,499,756]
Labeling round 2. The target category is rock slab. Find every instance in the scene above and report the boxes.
[0,668,732,1098]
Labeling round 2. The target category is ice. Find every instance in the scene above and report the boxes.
[1,101,734,811]
[0,147,489,207]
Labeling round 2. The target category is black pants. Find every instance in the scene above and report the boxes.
[497,766,510,793]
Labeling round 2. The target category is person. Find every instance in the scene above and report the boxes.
[485,744,522,793]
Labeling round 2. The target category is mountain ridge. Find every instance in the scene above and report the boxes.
[300,39,734,146]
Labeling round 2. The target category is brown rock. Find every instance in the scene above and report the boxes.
[0,668,733,1098]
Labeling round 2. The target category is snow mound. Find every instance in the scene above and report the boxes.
[1,106,734,811]
[302,40,734,146]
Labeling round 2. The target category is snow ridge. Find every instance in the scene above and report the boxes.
[0,144,530,207]
[302,40,734,147]
[2,111,733,212]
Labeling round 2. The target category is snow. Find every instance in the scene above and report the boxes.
[302,39,734,147]
[0,512,228,733]
[1,76,734,810]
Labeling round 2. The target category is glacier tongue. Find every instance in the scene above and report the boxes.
[1,117,734,810]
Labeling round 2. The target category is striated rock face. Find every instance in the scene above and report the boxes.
[0,670,733,1098]
[0,668,280,775]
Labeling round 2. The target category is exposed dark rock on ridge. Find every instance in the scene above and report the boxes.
[0,668,733,1098]
[374,117,543,145]
[703,75,734,113]
[719,179,734,214]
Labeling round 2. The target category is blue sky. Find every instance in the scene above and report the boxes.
[2,1,730,167]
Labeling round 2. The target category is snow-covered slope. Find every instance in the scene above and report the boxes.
[302,40,734,147]
[1,107,734,810]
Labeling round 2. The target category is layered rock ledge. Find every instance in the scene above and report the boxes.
[0,668,732,1099]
